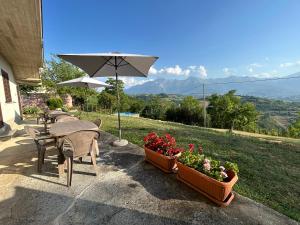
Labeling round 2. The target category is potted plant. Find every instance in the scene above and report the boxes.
[176,144,239,206]
[143,132,183,173]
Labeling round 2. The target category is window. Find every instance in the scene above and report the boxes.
[1,69,12,103]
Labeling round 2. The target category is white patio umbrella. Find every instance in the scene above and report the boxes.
[58,75,111,110]
[58,75,110,88]
[58,52,158,146]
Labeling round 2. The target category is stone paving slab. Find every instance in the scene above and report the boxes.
[0,125,298,225]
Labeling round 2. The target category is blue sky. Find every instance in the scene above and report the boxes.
[43,0,300,87]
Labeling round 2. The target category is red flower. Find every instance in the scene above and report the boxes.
[157,149,163,154]
[188,144,194,152]
[144,132,178,155]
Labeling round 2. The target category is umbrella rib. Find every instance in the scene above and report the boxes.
[117,57,126,66]
[91,56,113,77]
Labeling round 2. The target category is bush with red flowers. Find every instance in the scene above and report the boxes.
[143,132,183,157]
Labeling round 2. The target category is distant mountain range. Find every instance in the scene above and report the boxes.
[126,72,300,101]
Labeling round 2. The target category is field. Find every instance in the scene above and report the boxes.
[80,112,300,221]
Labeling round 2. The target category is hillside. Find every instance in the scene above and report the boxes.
[134,94,300,131]
[126,73,300,101]
[79,112,300,221]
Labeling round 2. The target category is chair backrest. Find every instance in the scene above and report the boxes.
[24,126,40,140]
[56,115,79,123]
[93,119,102,129]
[62,130,99,158]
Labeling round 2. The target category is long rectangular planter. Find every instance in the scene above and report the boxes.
[144,147,175,173]
[176,161,238,206]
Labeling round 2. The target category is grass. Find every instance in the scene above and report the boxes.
[80,112,300,221]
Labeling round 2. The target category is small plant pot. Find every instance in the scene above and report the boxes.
[144,147,176,173]
[176,161,238,206]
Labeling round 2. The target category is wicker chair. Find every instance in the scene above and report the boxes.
[56,115,79,123]
[92,119,102,156]
[62,130,99,187]
[93,119,102,129]
[37,112,51,133]
[24,126,56,173]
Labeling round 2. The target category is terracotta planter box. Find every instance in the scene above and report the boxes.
[176,161,238,206]
[144,147,175,173]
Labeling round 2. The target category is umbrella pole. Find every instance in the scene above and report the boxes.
[115,59,121,141]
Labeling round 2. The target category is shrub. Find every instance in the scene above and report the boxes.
[46,97,63,110]
[23,105,40,115]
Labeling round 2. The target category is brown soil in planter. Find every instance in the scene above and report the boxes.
[144,147,175,173]
[176,161,238,204]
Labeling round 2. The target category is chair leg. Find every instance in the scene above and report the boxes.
[91,151,98,176]
[67,156,73,187]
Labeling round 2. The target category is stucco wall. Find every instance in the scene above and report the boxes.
[0,54,21,129]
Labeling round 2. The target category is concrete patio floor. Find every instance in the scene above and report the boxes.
[0,121,298,225]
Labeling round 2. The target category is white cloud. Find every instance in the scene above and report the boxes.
[121,77,153,88]
[251,70,278,78]
[247,63,263,74]
[163,65,191,76]
[148,64,207,78]
[222,67,233,76]
[149,66,158,75]
[249,63,262,68]
[198,65,207,78]
[188,65,197,70]
[280,60,300,68]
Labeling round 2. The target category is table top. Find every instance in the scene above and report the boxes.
[48,110,70,118]
[49,120,98,137]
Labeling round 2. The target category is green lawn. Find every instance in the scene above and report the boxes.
[80,112,300,221]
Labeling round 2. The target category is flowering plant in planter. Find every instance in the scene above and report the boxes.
[143,132,184,157]
[178,144,239,182]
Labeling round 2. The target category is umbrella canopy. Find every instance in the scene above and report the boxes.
[57,53,158,78]
[57,76,110,88]
[58,52,158,146]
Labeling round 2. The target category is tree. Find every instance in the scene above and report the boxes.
[98,92,117,112]
[208,90,258,131]
[141,96,171,120]
[166,96,204,125]
[19,84,39,95]
[41,56,97,106]
[103,78,124,96]
[288,113,300,138]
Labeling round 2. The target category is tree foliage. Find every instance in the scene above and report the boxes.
[141,96,171,120]
[288,113,300,138]
[42,56,97,101]
[208,90,258,131]
[166,96,204,125]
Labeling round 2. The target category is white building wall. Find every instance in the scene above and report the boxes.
[0,54,21,129]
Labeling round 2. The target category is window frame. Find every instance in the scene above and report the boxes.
[1,69,12,103]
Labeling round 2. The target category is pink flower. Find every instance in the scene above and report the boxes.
[221,171,228,178]
[204,158,210,164]
[203,162,211,171]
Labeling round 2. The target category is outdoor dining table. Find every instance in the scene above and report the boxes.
[49,120,99,176]
[48,110,70,119]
